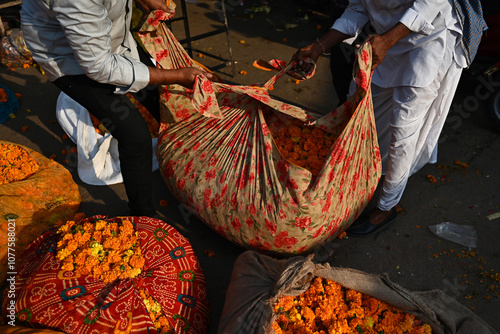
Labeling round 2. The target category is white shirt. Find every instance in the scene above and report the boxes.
[332,0,467,88]
[20,0,149,94]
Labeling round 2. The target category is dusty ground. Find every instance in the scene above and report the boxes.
[1,0,500,333]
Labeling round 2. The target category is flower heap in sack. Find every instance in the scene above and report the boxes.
[0,142,40,185]
[56,219,145,283]
[272,277,433,334]
[267,114,336,177]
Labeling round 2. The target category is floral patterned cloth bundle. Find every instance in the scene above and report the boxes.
[139,11,381,255]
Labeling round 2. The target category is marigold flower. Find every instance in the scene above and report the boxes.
[273,276,433,334]
[130,254,145,269]
[56,248,72,262]
[56,218,145,283]
[95,220,107,231]
[0,143,40,185]
[61,259,74,272]
[138,286,175,333]
[426,175,437,183]
[264,113,337,179]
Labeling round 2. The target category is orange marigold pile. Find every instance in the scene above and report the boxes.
[56,218,145,283]
[0,142,40,185]
[269,117,336,177]
[272,276,433,334]
[138,287,175,333]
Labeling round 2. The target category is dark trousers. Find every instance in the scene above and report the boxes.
[53,50,160,216]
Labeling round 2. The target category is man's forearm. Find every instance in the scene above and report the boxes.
[381,22,411,49]
[317,29,353,52]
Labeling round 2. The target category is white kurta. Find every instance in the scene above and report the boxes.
[333,0,467,211]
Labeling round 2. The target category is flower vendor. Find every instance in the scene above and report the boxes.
[19,0,212,217]
[291,0,487,236]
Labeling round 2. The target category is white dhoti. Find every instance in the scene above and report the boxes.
[372,31,464,211]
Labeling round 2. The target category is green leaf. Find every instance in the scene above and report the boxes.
[356,325,363,333]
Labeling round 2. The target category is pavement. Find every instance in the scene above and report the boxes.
[1,0,500,333]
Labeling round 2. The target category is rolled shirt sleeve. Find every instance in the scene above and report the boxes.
[331,0,370,43]
[52,0,149,94]
[400,0,448,35]
[332,0,449,39]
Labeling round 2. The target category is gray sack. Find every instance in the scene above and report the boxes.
[218,251,498,334]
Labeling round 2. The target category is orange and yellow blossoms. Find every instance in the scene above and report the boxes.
[56,218,145,283]
[267,116,336,177]
[0,142,40,185]
[138,287,175,333]
[272,277,433,334]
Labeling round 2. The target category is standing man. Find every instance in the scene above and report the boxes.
[20,0,212,217]
[292,0,487,236]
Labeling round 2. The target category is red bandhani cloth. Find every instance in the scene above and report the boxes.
[2,216,209,334]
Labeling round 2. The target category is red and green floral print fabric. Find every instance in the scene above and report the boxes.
[139,11,381,255]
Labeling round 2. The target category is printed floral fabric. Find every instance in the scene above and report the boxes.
[0,140,81,283]
[2,216,209,334]
[138,11,381,255]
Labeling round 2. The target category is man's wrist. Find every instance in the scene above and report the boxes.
[382,23,411,48]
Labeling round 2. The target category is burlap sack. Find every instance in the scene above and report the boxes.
[139,11,381,255]
[218,251,499,334]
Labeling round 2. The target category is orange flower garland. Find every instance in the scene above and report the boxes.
[56,219,145,283]
[266,114,336,177]
[0,142,40,185]
[272,277,433,334]
[138,287,175,333]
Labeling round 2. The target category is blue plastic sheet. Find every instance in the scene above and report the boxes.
[0,83,19,124]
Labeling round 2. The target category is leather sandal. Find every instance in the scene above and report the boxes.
[346,209,398,237]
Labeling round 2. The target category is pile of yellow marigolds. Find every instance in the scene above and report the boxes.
[272,277,433,334]
[0,142,39,185]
